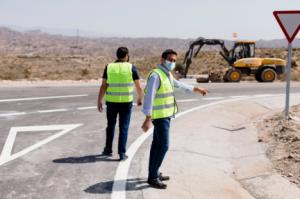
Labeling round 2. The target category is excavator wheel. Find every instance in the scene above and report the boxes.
[226,69,242,82]
[260,68,277,82]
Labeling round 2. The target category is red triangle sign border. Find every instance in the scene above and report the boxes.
[273,10,300,44]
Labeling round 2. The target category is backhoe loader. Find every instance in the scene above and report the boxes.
[181,37,286,82]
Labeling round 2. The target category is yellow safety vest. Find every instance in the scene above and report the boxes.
[146,68,178,119]
[105,62,134,103]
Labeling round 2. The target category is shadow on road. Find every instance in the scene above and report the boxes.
[52,154,119,163]
[84,178,150,194]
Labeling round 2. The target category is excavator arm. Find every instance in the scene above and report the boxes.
[182,38,233,77]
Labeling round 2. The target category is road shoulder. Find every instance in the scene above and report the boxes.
[131,99,300,199]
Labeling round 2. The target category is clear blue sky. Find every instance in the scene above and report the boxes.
[0,0,299,40]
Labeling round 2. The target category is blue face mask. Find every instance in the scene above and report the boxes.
[165,60,176,71]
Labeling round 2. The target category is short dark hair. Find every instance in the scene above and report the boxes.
[116,47,129,59]
[161,49,177,59]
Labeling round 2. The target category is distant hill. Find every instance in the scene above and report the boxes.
[0,26,299,81]
[0,26,299,58]
[0,27,189,57]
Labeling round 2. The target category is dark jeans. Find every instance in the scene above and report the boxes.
[104,102,132,155]
[148,117,170,180]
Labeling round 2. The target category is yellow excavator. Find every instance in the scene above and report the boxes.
[181,37,286,82]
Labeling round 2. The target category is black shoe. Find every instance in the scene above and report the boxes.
[147,178,167,189]
[119,154,128,161]
[102,150,112,157]
[159,173,170,181]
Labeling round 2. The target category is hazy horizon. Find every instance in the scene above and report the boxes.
[0,0,299,40]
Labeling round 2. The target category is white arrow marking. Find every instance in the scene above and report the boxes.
[0,124,82,166]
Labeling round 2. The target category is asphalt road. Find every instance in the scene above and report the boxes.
[1,81,300,199]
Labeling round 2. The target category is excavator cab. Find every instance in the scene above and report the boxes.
[231,41,255,62]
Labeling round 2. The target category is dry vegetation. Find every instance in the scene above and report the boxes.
[1,49,300,81]
[0,27,300,81]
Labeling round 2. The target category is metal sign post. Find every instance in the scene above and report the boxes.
[273,10,300,119]
[285,43,292,118]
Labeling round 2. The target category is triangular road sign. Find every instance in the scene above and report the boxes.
[274,11,300,43]
[0,124,82,166]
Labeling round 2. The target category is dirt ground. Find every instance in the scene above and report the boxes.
[257,105,300,187]
[1,48,300,81]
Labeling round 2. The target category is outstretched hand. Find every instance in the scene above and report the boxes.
[193,87,208,96]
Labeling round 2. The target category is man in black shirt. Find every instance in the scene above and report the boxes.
[97,47,143,161]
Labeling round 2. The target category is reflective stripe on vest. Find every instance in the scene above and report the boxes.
[146,68,178,119]
[152,103,176,110]
[155,92,174,98]
[106,91,134,96]
[107,83,134,87]
[105,62,134,103]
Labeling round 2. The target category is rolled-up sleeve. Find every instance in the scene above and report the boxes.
[142,73,160,116]
[173,78,194,93]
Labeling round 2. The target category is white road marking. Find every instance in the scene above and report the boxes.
[0,94,88,103]
[202,97,225,100]
[76,100,198,111]
[177,99,198,103]
[230,95,249,98]
[111,93,300,199]
[77,106,97,110]
[0,112,26,117]
[38,109,68,113]
[0,99,200,118]
[252,94,275,97]
[0,124,82,166]
[111,132,152,199]
[0,94,293,118]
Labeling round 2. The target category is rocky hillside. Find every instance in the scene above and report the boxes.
[0,27,299,80]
